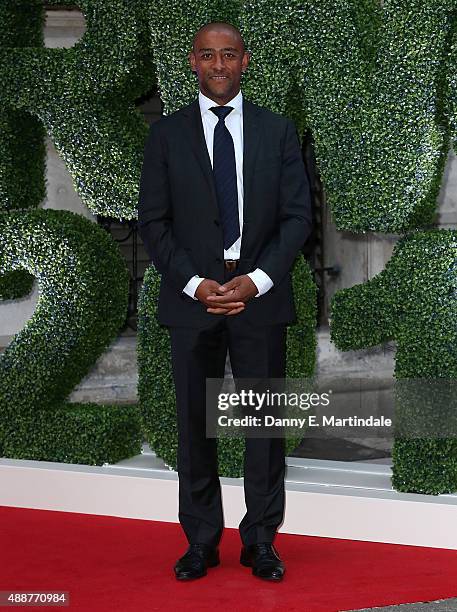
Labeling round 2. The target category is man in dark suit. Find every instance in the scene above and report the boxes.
[138,21,312,581]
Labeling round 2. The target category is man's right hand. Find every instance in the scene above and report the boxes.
[195,279,245,315]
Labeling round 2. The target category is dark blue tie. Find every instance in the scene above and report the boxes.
[210,105,240,250]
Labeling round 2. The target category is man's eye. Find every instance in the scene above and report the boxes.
[201,53,212,59]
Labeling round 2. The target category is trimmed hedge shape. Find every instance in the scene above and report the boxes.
[450,8,457,148]
[239,0,455,232]
[0,208,142,464]
[0,2,45,299]
[0,0,154,219]
[330,230,457,493]
[2,1,454,493]
[1,0,455,230]
[138,254,316,478]
[0,1,153,464]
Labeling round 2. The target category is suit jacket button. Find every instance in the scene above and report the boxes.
[214,219,220,226]
[216,257,222,263]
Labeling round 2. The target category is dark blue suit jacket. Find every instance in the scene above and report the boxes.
[138,96,312,327]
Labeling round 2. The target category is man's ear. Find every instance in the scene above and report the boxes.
[188,51,196,73]
[242,50,251,72]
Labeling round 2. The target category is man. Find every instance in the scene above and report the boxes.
[138,21,312,582]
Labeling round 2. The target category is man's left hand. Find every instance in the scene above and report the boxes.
[206,275,258,315]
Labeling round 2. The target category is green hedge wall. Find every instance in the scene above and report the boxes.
[0,208,142,463]
[450,12,457,148]
[0,1,46,213]
[0,1,153,464]
[240,0,455,233]
[1,1,456,492]
[331,230,457,493]
[0,0,154,219]
[0,1,45,299]
[1,1,455,228]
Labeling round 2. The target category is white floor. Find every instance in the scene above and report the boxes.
[1,444,456,550]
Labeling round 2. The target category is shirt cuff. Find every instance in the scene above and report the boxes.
[182,275,204,300]
[247,268,274,297]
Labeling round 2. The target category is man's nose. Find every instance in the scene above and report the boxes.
[213,54,225,70]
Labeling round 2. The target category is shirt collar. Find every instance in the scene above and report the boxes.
[198,89,243,117]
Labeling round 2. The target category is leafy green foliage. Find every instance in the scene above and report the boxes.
[331,231,457,493]
[0,209,140,463]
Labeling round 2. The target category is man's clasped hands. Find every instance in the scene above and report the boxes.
[195,275,258,315]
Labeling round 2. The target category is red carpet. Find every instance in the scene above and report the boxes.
[1,506,457,612]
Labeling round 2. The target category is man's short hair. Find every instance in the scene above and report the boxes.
[192,21,246,54]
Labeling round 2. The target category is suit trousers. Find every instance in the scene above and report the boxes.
[168,267,287,548]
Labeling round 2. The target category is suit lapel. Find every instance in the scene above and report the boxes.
[242,98,261,225]
[181,96,262,232]
[182,99,219,216]
[239,98,261,260]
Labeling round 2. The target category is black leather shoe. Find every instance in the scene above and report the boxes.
[240,542,285,581]
[174,543,220,580]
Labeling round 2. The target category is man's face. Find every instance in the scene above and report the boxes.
[189,28,250,105]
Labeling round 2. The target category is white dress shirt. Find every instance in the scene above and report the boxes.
[182,89,274,300]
